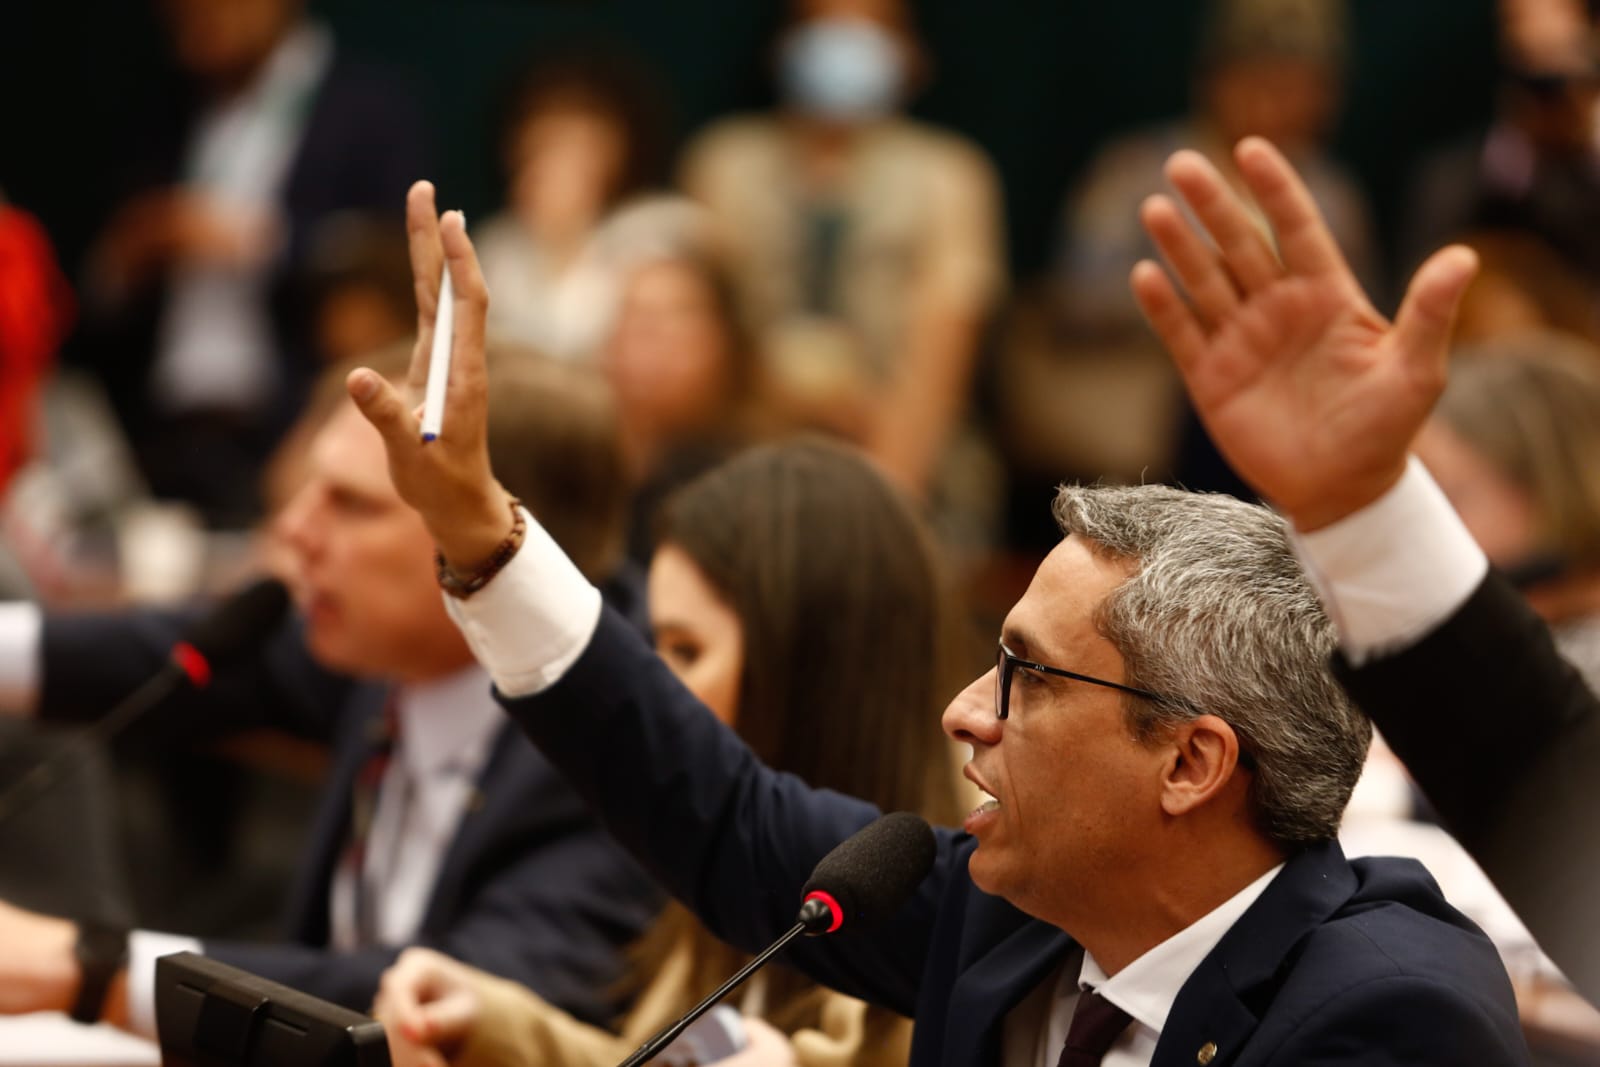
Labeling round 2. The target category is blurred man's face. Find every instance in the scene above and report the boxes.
[162,0,299,86]
[273,402,471,681]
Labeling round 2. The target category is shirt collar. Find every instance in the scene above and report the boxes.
[1078,861,1287,1035]
[393,663,503,781]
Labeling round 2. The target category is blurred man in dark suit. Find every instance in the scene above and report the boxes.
[0,347,656,1037]
[78,0,427,526]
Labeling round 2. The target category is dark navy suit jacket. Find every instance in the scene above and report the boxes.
[1336,571,1600,1007]
[37,609,659,1022]
[502,608,1529,1066]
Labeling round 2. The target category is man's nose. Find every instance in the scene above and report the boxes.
[274,487,321,558]
[942,670,1002,746]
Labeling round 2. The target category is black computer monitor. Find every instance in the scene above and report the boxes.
[155,952,390,1067]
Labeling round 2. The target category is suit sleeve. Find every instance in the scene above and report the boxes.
[497,607,963,1020]
[38,610,351,742]
[1334,571,1600,1004]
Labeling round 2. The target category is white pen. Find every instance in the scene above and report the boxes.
[420,245,456,442]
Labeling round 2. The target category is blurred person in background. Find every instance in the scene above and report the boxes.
[598,247,779,563]
[1414,332,1600,684]
[303,212,417,368]
[679,0,1004,497]
[1028,0,1374,505]
[475,47,703,361]
[1403,0,1600,295]
[375,439,968,1067]
[0,346,657,1038]
[75,0,426,528]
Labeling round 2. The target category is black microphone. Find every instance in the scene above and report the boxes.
[0,578,291,827]
[614,812,935,1067]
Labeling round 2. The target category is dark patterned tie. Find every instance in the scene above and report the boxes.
[1056,989,1134,1067]
[337,699,399,946]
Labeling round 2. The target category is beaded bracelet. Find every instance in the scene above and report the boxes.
[436,497,527,599]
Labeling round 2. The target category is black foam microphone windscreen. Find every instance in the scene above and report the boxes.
[182,577,291,666]
[799,811,935,934]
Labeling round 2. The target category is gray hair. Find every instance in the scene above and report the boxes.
[1051,484,1369,848]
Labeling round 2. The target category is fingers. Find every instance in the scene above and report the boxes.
[347,368,420,450]
[1139,190,1241,325]
[439,211,490,433]
[1392,244,1479,385]
[1233,137,1352,282]
[1163,150,1282,293]
[374,949,480,1049]
[406,182,443,392]
[373,949,440,1042]
[411,989,479,1045]
[1130,259,1208,374]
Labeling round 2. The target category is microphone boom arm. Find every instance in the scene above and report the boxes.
[613,920,809,1067]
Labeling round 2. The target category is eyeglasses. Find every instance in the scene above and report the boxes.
[993,641,1257,771]
[994,640,1183,721]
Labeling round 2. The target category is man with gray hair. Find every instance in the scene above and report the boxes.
[355,182,1527,1066]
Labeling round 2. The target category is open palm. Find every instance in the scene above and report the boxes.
[1131,138,1478,531]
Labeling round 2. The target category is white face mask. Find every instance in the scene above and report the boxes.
[778,16,906,123]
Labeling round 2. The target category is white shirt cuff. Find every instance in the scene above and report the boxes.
[443,508,603,698]
[126,930,203,1039]
[0,602,41,715]
[1290,456,1488,665]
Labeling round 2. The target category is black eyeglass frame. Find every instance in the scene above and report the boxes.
[993,641,1258,772]
[995,640,1178,721]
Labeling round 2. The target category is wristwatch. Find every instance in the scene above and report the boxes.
[70,921,129,1025]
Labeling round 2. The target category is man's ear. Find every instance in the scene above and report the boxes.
[1160,715,1245,817]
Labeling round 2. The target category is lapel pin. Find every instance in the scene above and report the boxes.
[1197,1041,1218,1065]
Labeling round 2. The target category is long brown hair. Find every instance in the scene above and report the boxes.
[628,437,962,1034]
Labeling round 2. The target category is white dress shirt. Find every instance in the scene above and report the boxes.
[327,664,504,951]
[1002,864,1284,1067]
[442,508,601,698]
[1289,456,1487,664]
